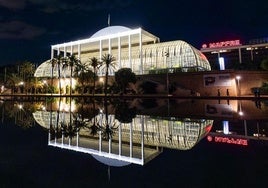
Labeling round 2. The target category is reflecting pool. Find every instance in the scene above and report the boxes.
[0,97,268,187]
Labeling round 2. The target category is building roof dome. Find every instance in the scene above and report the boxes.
[91,154,131,167]
[91,26,131,38]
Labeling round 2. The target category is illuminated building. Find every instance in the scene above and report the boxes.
[200,38,268,69]
[33,103,213,166]
[34,26,211,79]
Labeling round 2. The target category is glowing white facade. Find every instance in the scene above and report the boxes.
[35,26,210,77]
[34,110,212,166]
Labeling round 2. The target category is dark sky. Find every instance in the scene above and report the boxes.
[0,0,268,66]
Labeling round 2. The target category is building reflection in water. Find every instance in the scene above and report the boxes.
[1,97,267,166]
[32,98,213,166]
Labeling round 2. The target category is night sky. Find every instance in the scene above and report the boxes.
[1,0,268,66]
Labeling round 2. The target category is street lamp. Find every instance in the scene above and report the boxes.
[238,100,243,116]
[236,76,241,96]
[165,52,169,95]
[19,81,24,94]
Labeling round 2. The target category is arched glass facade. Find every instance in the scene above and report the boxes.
[122,40,211,74]
[34,110,212,165]
[35,26,211,77]
[34,60,72,78]
[34,111,212,151]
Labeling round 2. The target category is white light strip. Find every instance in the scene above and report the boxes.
[51,28,143,49]
[48,142,144,165]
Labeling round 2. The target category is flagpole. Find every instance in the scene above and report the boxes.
[108,14,110,26]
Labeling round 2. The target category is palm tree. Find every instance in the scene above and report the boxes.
[88,57,102,96]
[6,73,21,93]
[50,57,58,94]
[101,54,116,96]
[19,61,35,93]
[90,99,102,136]
[55,54,63,95]
[61,57,69,94]
[68,54,80,95]
[73,61,89,95]
[99,98,118,140]
[19,61,35,81]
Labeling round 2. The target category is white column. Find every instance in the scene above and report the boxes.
[109,136,112,154]
[99,40,102,60]
[48,131,51,145]
[51,47,54,59]
[118,37,121,69]
[119,123,122,155]
[130,122,133,158]
[76,132,79,147]
[139,31,143,74]
[109,38,111,54]
[99,131,102,152]
[78,44,81,59]
[61,132,64,145]
[108,38,112,75]
[141,115,144,162]
[99,40,103,76]
[49,111,52,144]
[57,47,60,55]
[64,44,67,57]
[71,45,73,55]
[128,34,132,69]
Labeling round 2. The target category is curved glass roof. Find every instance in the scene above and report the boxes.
[126,40,211,73]
[34,60,72,78]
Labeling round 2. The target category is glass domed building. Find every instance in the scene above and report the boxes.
[35,26,210,78]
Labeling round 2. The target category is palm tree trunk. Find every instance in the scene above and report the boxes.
[70,67,73,96]
[105,66,109,96]
[58,64,61,95]
[51,66,54,95]
[93,69,96,96]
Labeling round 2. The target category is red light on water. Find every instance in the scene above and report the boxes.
[205,124,212,133]
[207,136,248,146]
[207,135,213,142]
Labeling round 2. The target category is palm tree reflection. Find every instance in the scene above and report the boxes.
[41,97,214,167]
[99,98,119,140]
[88,99,101,136]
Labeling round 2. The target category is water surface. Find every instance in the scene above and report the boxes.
[0,97,267,188]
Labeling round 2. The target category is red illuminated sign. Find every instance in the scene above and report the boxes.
[202,40,241,49]
[207,135,248,146]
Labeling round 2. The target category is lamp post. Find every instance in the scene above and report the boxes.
[165,52,169,95]
[236,76,241,96]
[238,100,243,116]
